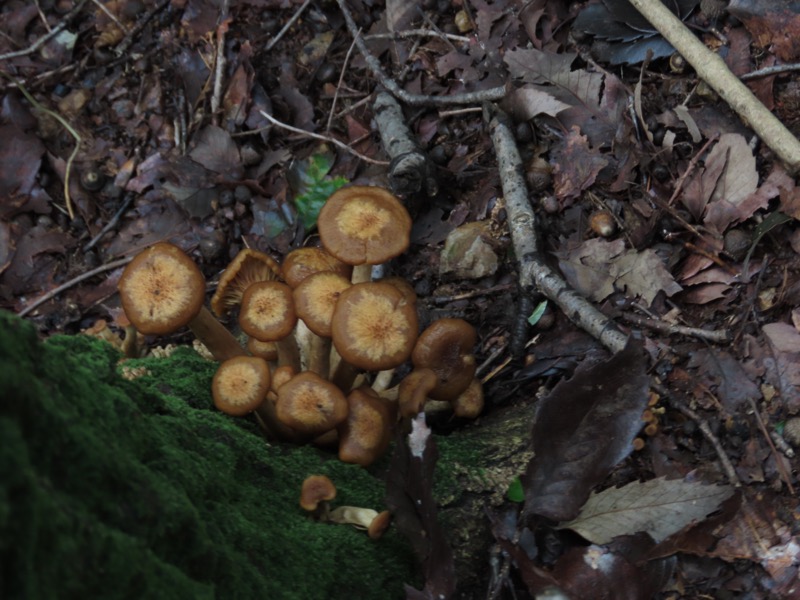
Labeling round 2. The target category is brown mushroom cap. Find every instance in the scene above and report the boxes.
[380,276,417,306]
[276,371,349,436]
[331,282,418,371]
[451,378,484,419]
[299,474,337,512]
[246,337,279,361]
[318,186,412,265]
[118,242,205,335]
[270,364,296,394]
[412,318,477,400]
[338,386,395,466]
[398,368,438,418]
[239,281,297,342]
[210,249,282,317]
[293,271,352,337]
[367,510,392,540]
[212,356,271,416]
[282,247,352,288]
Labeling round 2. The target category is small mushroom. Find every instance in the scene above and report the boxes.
[412,318,477,401]
[118,242,245,361]
[300,474,337,519]
[282,246,352,288]
[276,371,349,437]
[450,378,484,419]
[318,185,412,283]
[210,248,282,317]
[397,368,438,418]
[337,386,395,466]
[211,356,271,416]
[328,506,393,540]
[239,281,301,370]
[331,281,418,375]
[293,271,352,378]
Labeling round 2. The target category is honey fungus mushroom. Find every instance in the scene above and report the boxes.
[239,281,300,370]
[299,474,337,519]
[210,248,282,317]
[276,371,349,437]
[211,356,271,416]
[117,242,245,361]
[331,282,418,372]
[337,386,395,466]
[318,186,412,282]
[412,318,477,400]
[281,246,352,289]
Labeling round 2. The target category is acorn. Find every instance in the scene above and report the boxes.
[589,210,616,237]
[525,157,552,193]
[80,165,106,191]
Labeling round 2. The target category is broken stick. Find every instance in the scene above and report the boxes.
[485,104,629,354]
[627,0,800,174]
[373,91,437,196]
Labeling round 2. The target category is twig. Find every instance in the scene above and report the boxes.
[2,74,81,220]
[486,103,629,354]
[335,0,506,106]
[373,91,437,196]
[18,257,133,318]
[747,396,796,495]
[108,0,170,60]
[664,390,742,487]
[363,29,471,44]
[438,107,483,118]
[0,0,90,61]
[83,193,135,252]
[627,0,800,174]
[667,134,718,206]
[620,312,731,343]
[265,0,312,52]
[91,0,129,35]
[741,62,800,81]
[429,283,515,305]
[210,0,231,125]
[258,110,389,165]
[326,27,360,133]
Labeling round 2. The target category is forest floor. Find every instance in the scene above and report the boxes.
[2,0,800,598]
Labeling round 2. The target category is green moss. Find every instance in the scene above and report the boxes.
[0,311,415,599]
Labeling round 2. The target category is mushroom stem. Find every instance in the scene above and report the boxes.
[331,359,361,393]
[351,264,373,284]
[254,393,303,442]
[276,335,302,372]
[189,307,247,361]
[371,368,395,392]
[308,334,332,379]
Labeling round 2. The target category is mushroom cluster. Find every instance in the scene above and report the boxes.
[117,185,484,467]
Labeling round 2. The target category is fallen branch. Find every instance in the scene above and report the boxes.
[373,91,437,196]
[0,0,90,61]
[627,0,800,174]
[334,0,506,106]
[485,104,629,353]
[620,312,731,343]
[210,0,231,124]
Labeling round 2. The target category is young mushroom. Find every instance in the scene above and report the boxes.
[276,371,349,438]
[328,506,393,540]
[118,242,245,361]
[281,246,352,288]
[299,474,337,520]
[337,386,395,466]
[317,185,412,283]
[211,356,271,416]
[412,318,477,401]
[210,248,282,317]
[293,271,351,377]
[330,281,418,390]
[239,281,301,371]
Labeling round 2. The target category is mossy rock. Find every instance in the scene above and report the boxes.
[0,311,416,599]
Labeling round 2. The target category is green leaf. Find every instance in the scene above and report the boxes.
[527,300,548,326]
[507,477,525,503]
[288,147,349,231]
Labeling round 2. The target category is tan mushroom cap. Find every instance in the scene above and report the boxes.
[239,281,297,342]
[212,356,271,416]
[451,378,484,419]
[398,367,438,418]
[282,247,352,288]
[338,386,395,467]
[210,249,282,317]
[412,318,477,401]
[246,337,279,361]
[299,474,337,512]
[368,510,392,540]
[318,186,412,265]
[331,282,418,371]
[118,242,206,336]
[276,371,349,436]
[293,271,352,337]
